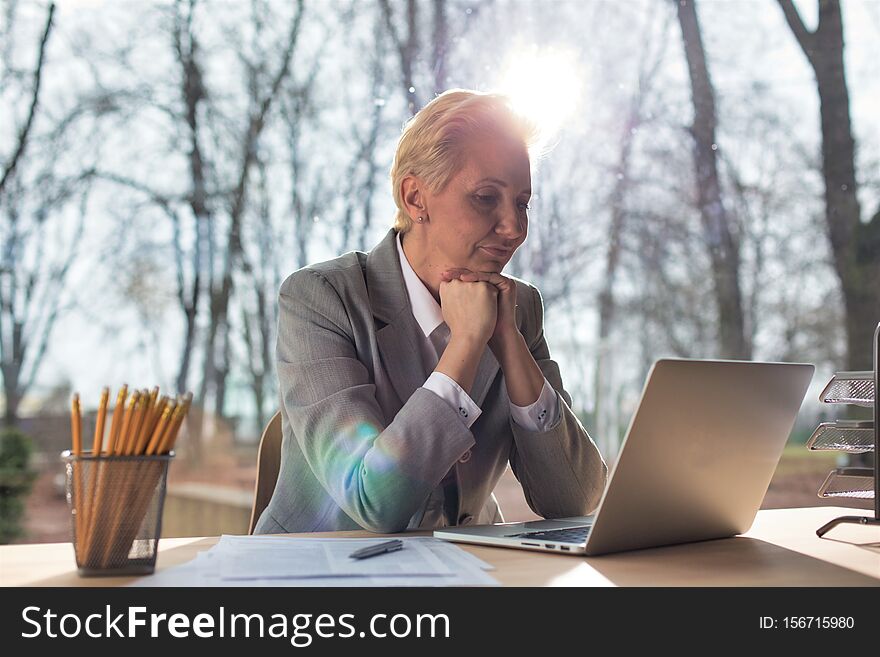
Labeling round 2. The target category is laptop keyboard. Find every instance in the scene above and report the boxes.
[506,526,592,544]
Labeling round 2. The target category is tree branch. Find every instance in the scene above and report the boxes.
[22,188,88,395]
[776,0,816,64]
[0,2,56,196]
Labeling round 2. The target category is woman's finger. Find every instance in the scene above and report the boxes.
[443,268,509,286]
[470,271,512,290]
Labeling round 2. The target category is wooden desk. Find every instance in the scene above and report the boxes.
[2,507,877,587]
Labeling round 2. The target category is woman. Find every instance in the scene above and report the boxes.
[254,89,607,534]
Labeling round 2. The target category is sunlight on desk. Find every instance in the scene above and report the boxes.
[1,507,877,587]
[547,563,615,587]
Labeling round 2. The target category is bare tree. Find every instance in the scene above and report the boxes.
[379,0,422,114]
[170,0,211,398]
[279,24,327,267]
[675,0,750,360]
[237,10,329,433]
[0,2,91,427]
[593,7,672,458]
[90,0,311,455]
[82,1,209,402]
[0,2,54,197]
[239,157,274,433]
[718,91,842,367]
[1,182,89,427]
[337,7,392,253]
[379,0,490,113]
[776,0,880,369]
[202,0,306,420]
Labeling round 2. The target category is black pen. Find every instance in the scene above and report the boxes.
[349,539,404,560]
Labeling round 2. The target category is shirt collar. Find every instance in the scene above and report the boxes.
[396,231,444,337]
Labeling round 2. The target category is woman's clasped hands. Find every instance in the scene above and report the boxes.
[439,268,519,351]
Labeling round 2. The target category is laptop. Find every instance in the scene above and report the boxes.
[434,359,814,556]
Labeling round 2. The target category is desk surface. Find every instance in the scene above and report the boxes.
[2,507,878,587]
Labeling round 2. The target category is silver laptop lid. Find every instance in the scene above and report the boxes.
[583,359,814,556]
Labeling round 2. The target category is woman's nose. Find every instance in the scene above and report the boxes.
[496,206,525,240]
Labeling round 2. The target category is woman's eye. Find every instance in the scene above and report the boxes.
[475,194,497,204]
[519,202,530,211]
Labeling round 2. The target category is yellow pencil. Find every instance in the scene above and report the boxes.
[145,401,175,455]
[115,392,138,455]
[71,394,82,456]
[91,388,109,456]
[135,390,163,455]
[86,386,125,566]
[155,404,183,455]
[101,390,141,567]
[80,387,109,561]
[70,394,83,561]
[160,393,192,454]
[104,385,128,455]
[126,391,147,455]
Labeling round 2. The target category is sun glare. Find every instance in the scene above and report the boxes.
[496,47,584,140]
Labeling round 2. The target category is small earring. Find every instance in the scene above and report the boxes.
[416,216,424,223]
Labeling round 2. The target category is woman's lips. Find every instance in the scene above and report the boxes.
[479,245,511,258]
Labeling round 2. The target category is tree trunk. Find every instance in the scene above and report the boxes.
[2,368,21,428]
[171,0,209,406]
[594,119,635,459]
[204,2,304,420]
[214,318,231,419]
[380,0,422,114]
[431,0,448,95]
[776,0,879,370]
[676,0,750,360]
[176,301,198,394]
[0,3,56,429]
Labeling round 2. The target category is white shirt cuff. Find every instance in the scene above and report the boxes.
[509,377,560,431]
[423,371,482,429]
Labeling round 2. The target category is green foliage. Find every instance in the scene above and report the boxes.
[0,428,37,544]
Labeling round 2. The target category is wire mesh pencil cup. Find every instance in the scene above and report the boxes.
[62,451,173,576]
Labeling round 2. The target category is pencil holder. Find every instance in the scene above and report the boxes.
[62,451,173,576]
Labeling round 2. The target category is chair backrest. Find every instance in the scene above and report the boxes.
[248,411,283,534]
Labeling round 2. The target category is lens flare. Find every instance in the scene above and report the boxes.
[496,46,583,139]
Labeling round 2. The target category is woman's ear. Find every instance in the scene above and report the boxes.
[401,175,428,221]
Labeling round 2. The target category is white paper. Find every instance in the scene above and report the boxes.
[131,535,499,587]
[213,535,454,580]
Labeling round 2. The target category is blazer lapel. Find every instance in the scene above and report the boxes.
[367,229,429,407]
[376,314,428,407]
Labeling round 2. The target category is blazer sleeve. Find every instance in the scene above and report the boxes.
[507,284,608,518]
[276,268,475,533]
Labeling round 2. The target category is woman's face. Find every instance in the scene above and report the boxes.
[421,136,531,274]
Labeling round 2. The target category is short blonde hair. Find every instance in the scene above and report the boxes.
[390,89,542,234]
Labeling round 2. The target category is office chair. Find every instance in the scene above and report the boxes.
[248,411,282,534]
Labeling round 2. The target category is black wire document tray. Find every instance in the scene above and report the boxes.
[806,420,875,453]
[819,371,875,406]
[813,323,879,538]
[817,467,875,500]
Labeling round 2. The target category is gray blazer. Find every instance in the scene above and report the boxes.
[254,228,607,534]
